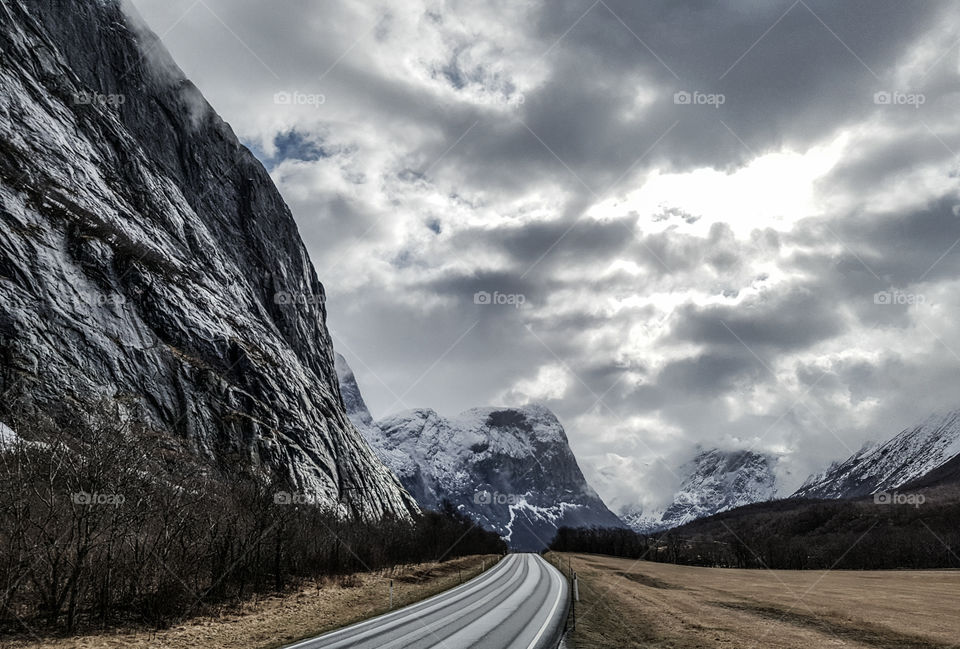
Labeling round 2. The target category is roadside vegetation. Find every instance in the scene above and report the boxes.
[4,554,499,649]
[0,404,506,638]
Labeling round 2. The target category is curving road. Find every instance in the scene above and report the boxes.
[284,553,569,649]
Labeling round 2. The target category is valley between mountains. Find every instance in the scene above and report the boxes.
[2,1,960,648]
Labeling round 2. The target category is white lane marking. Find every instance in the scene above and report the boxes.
[317,555,519,649]
[283,555,515,649]
[427,554,547,648]
[524,555,565,649]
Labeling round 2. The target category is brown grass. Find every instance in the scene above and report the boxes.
[1,555,501,649]
[547,553,960,649]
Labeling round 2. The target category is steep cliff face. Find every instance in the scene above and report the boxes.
[376,406,625,550]
[793,410,960,500]
[622,448,778,533]
[0,0,415,517]
[335,354,624,550]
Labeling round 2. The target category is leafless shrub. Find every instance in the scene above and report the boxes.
[0,404,506,636]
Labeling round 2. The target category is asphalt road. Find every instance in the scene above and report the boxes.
[284,553,569,649]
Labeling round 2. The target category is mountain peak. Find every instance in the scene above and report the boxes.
[335,355,624,550]
[623,447,777,533]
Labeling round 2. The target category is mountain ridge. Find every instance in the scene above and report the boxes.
[793,410,960,499]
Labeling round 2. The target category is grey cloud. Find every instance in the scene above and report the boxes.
[131,0,960,511]
[819,132,959,197]
[786,196,960,310]
[671,287,846,353]
[424,270,540,306]
[489,0,950,194]
[447,213,639,274]
[658,352,764,397]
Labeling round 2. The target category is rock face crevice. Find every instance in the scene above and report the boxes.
[0,0,416,518]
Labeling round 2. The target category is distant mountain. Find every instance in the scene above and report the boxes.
[334,353,373,426]
[335,354,624,550]
[793,410,960,499]
[0,0,415,518]
[622,448,777,533]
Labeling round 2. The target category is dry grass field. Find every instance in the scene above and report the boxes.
[0,555,500,649]
[549,552,960,649]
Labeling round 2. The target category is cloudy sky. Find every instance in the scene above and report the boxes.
[129,0,960,512]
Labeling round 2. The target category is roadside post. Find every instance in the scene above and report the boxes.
[389,579,394,610]
[572,571,577,630]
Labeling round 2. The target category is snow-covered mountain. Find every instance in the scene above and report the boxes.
[335,354,624,550]
[622,448,777,533]
[0,0,415,518]
[793,410,960,499]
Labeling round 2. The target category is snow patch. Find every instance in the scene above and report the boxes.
[0,423,20,449]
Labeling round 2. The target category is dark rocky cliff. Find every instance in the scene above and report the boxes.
[0,0,416,517]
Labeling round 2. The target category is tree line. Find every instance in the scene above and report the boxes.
[0,403,506,635]
[549,497,960,570]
